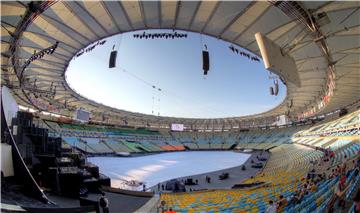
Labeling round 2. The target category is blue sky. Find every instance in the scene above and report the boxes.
[66,30,286,119]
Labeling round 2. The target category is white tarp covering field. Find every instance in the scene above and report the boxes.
[88,151,250,190]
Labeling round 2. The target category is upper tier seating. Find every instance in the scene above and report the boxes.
[295,109,359,137]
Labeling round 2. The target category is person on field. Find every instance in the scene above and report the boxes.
[99,192,109,213]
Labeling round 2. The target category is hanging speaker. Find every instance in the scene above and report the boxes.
[269,87,274,95]
[109,50,117,68]
[274,82,279,96]
[202,50,209,75]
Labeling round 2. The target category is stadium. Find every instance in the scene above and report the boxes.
[1,1,359,212]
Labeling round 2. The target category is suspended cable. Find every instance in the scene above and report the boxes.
[77,35,237,118]
[119,65,233,117]
[152,96,154,115]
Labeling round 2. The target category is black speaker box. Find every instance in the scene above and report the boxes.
[202,51,209,74]
[274,83,279,96]
[339,108,348,117]
[269,87,274,95]
[109,51,117,68]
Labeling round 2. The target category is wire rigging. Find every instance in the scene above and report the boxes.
[71,32,248,117]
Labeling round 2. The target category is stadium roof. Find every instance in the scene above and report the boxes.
[1,1,359,129]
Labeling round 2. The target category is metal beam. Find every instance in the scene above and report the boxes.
[201,1,221,33]
[19,45,69,60]
[63,2,101,39]
[173,0,181,29]
[35,58,67,67]
[22,73,61,78]
[118,1,134,30]
[138,0,147,28]
[15,1,27,8]
[1,20,17,28]
[42,14,91,44]
[339,7,360,25]
[301,77,326,81]
[232,6,271,42]
[100,1,122,33]
[25,30,78,52]
[188,1,201,29]
[74,1,109,35]
[26,67,64,75]
[158,0,162,28]
[218,1,256,38]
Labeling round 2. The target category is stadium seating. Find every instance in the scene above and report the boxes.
[56,110,359,155]
[331,141,360,166]
[295,110,359,138]
[137,141,163,152]
[156,109,359,211]
[44,109,360,212]
[62,137,98,153]
[103,139,133,153]
[81,138,113,153]
[159,144,325,212]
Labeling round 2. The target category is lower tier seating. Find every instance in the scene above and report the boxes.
[159,144,325,212]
